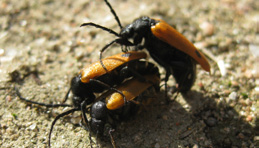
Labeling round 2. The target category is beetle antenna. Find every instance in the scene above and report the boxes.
[99,38,135,72]
[99,39,118,72]
[80,22,120,37]
[48,108,79,147]
[15,87,72,108]
[62,87,71,103]
[103,0,123,29]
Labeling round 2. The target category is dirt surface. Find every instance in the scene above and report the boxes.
[0,0,258,148]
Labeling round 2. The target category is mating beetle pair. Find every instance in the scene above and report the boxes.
[17,0,211,147]
[16,51,160,147]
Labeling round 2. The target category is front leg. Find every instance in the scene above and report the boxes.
[89,79,127,105]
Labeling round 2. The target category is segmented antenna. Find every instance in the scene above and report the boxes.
[104,0,123,29]
[80,22,120,37]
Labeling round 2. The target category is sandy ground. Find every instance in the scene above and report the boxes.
[0,0,258,147]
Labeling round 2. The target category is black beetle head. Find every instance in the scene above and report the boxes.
[90,101,108,135]
[70,76,95,107]
[120,16,152,45]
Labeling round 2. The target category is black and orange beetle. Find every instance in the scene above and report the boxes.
[16,51,159,147]
[81,0,210,92]
[90,74,160,147]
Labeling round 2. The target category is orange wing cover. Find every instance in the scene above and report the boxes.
[106,74,160,110]
[80,51,147,83]
[151,19,210,72]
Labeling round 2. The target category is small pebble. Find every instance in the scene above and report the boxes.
[194,41,208,49]
[162,115,168,120]
[223,137,232,147]
[0,48,5,56]
[6,128,14,134]
[75,50,84,60]
[20,20,27,27]
[199,21,214,36]
[134,134,142,143]
[11,134,19,140]
[249,44,259,57]
[205,117,217,127]
[193,144,199,148]
[231,81,239,89]
[237,132,245,139]
[29,123,37,130]
[1,124,7,129]
[5,95,12,102]
[246,115,253,122]
[154,143,160,148]
[229,92,238,101]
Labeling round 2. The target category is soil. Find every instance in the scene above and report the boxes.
[0,0,258,148]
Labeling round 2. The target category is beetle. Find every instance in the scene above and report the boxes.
[89,74,160,147]
[16,51,159,147]
[81,0,210,93]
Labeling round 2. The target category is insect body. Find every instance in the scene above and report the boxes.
[90,73,160,146]
[81,0,210,92]
[16,51,158,147]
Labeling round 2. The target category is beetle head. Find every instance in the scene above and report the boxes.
[120,16,153,45]
[90,101,107,135]
[70,76,95,107]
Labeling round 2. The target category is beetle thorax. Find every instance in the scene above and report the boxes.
[120,16,152,43]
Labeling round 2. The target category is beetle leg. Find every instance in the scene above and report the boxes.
[89,79,127,105]
[164,70,171,101]
[109,128,117,148]
[48,108,79,147]
[120,66,155,85]
[135,44,145,51]
[79,118,88,130]
[121,45,129,52]
[80,100,94,148]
